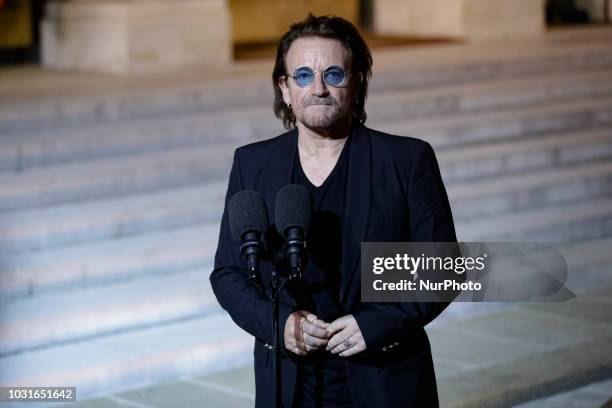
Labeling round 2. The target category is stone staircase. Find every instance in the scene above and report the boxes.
[1,29,612,401]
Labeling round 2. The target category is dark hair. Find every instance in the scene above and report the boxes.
[272,14,373,130]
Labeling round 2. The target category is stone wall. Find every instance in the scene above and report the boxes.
[42,0,231,74]
[374,0,546,42]
[576,0,611,21]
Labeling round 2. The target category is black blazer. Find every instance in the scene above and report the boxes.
[210,123,457,408]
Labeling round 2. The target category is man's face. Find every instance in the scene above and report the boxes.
[279,37,354,132]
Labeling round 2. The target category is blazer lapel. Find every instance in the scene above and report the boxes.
[339,124,372,310]
[256,129,298,227]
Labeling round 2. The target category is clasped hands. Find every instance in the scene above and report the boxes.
[284,310,366,357]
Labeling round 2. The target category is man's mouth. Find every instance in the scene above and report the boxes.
[304,98,335,106]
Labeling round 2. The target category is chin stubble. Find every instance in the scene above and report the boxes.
[301,96,349,129]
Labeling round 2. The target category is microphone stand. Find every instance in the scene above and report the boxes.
[244,239,285,408]
[271,264,283,408]
[270,254,305,408]
[263,236,306,408]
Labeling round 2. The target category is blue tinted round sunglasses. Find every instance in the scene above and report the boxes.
[287,65,351,87]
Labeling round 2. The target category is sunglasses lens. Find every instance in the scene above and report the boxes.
[293,67,314,87]
[324,67,346,86]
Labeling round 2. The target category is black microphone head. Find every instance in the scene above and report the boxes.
[228,190,269,241]
[275,184,312,236]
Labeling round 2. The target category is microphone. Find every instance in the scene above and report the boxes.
[275,184,312,280]
[228,190,269,282]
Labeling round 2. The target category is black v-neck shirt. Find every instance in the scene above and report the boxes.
[291,136,355,408]
[291,136,351,322]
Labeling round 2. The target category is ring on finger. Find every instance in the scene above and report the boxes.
[343,339,353,349]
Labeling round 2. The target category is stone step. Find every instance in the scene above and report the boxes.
[449,160,612,220]
[2,97,611,212]
[0,106,281,173]
[0,267,217,356]
[512,378,612,408]
[371,44,612,95]
[458,196,612,241]
[375,96,612,150]
[1,142,610,257]
[0,140,612,278]
[4,233,612,359]
[369,70,612,123]
[434,301,612,407]
[3,172,610,301]
[0,143,235,212]
[556,237,612,294]
[47,283,612,407]
[1,132,610,256]
[1,43,610,134]
[1,31,611,405]
[0,182,226,253]
[431,235,612,324]
[0,312,253,400]
[2,70,611,173]
[438,127,612,182]
[2,261,609,405]
[0,124,612,252]
[0,223,219,299]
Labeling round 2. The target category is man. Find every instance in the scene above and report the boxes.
[210,14,456,408]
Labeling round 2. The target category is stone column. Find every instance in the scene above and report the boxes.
[576,0,612,22]
[373,0,546,42]
[41,0,232,74]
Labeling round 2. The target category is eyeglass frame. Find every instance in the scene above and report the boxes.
[285,65,352,88]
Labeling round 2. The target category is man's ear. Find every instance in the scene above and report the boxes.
[279,77,291,106]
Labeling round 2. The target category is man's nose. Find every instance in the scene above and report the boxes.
[310,71,329,96]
